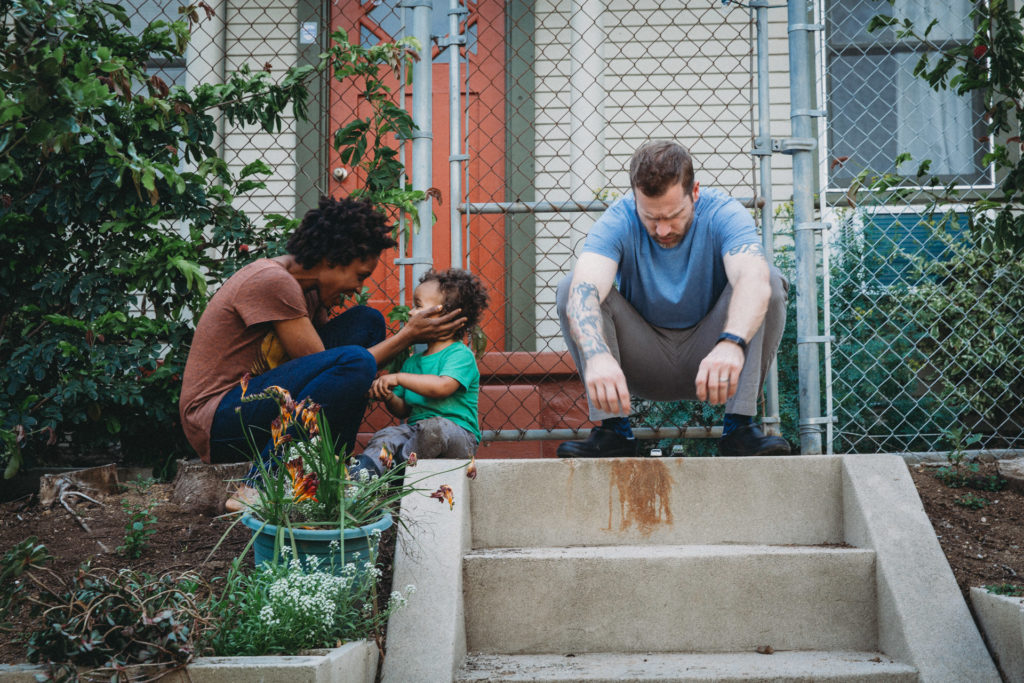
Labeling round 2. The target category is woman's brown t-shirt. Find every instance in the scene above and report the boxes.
[179,259,312,462]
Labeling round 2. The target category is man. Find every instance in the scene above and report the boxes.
[556,140,790,458]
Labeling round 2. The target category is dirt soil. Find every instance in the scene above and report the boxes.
[1,458,1023,666]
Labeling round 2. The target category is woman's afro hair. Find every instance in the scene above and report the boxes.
[420,268,489,338]
[286,197,397,269]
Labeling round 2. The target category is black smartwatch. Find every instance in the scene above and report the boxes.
[717,332,747,354]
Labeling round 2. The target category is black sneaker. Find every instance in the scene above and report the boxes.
[556,427,638,459]
[718,424,791,457]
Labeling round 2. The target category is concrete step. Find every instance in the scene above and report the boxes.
[455,651,918,682]
[464,544,876,654]
[467,457,845,549]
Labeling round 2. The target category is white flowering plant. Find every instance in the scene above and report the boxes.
[201,538,415,656]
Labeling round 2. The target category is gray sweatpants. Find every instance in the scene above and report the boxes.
[555,267,788,420]
[360,416,477,472]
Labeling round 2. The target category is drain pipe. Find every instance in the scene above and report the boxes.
[186,0,226,156]
[446,0,468,268]
[407,0,434,284]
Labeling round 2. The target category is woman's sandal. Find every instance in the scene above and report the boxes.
[224,484,259,513]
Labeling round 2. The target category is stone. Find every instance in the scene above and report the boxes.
[996,458,1024,495]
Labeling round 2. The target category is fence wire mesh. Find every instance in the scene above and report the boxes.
[123,0,781,450]
[822,0,1024,453]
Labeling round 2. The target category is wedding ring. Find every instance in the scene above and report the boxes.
[719,375,729,381]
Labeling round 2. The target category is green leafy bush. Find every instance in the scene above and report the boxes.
[0,0,314,475]
[954,492,989,510]
[986,583,1024,597]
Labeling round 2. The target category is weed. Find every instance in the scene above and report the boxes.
[985,583,1024,597]
[130,475,158,494]
[954,492,989,509]
[117,500,158,559]
[933,427,1006,491]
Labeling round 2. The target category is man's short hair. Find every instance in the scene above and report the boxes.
[629,141,695,197]
[286,196,397,269]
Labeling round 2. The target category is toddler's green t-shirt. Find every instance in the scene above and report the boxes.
[394,341,480,441]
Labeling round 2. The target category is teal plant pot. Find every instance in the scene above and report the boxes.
[240,512,393,576]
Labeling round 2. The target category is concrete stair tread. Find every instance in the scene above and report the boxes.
[465,544,870,560]
[456,651,918,682]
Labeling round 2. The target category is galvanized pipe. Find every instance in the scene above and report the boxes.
[461,197,761,215]
[409,0,434,284]
[482,426,723,442]
[788,0,823,454]
[753,1,780,434]
[447,0,466,268]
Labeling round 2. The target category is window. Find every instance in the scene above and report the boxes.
[127,1,187,88]
[825,0,990,189]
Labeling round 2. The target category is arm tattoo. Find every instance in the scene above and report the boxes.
[568,282,611,360]
[726,242,766,258]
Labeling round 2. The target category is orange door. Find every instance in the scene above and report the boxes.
[329,0,506,350]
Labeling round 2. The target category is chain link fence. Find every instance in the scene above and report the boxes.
[120,0,792,452]
[822,0,1024,453]
[120,0,1024,456]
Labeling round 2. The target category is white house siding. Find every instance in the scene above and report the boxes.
[222,0,299,221]
[531,1,795,352]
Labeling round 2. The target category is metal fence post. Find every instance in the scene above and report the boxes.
[446,0,468,269]
[408,0,434,284]
[752,0,780,435]
[787,0,823,454]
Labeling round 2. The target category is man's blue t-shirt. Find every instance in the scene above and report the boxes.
[581,188,760,329]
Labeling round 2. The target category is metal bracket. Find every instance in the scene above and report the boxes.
[449,154,469,162]
[797,335,836,344]
[399,0,433,7]
[750,147,772,157]
[780,137,816,153]
[794,221,829,232]
[793,108,827,118]
[799,416,837,426]
[435,35,466,48]
[406,130,433,140]
[448,5,469,17]
[393,256,434,265]
[789,23,825,32]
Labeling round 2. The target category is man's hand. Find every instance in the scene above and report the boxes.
[403,305,467,343]
[585,352,631,416]
[695,341,745,405]
[370,373,401,401]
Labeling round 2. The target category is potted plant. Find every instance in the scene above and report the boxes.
[233,381,464,575]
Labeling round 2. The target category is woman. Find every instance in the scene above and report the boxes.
[179,197,464,505]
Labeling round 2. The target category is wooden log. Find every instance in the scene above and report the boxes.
[38,464,119,507]
[170,459,250,514]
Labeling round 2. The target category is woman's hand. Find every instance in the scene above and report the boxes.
[403,305,467,343]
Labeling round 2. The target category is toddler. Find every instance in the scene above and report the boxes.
[350,268,488,477]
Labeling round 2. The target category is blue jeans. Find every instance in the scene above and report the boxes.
[208,306,384,468]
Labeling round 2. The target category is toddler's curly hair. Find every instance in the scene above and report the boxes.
[287,197,397,268]
[420,268,489,338]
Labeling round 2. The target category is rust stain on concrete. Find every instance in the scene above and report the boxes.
[606,459,674,535]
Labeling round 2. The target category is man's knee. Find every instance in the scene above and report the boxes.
[556,275,573,320]
[767,267,789,321]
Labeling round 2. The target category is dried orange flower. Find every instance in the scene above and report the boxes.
[429,484,454,510]
[466,457,477,480]
[380,445,394,470]
[407,452,418,467]
[240,372,251,397]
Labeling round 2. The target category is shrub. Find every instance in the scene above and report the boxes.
[0,0,313,475]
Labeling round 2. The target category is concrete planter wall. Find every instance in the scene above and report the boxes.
[0,640,377,683]
[971,587,1024,682]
